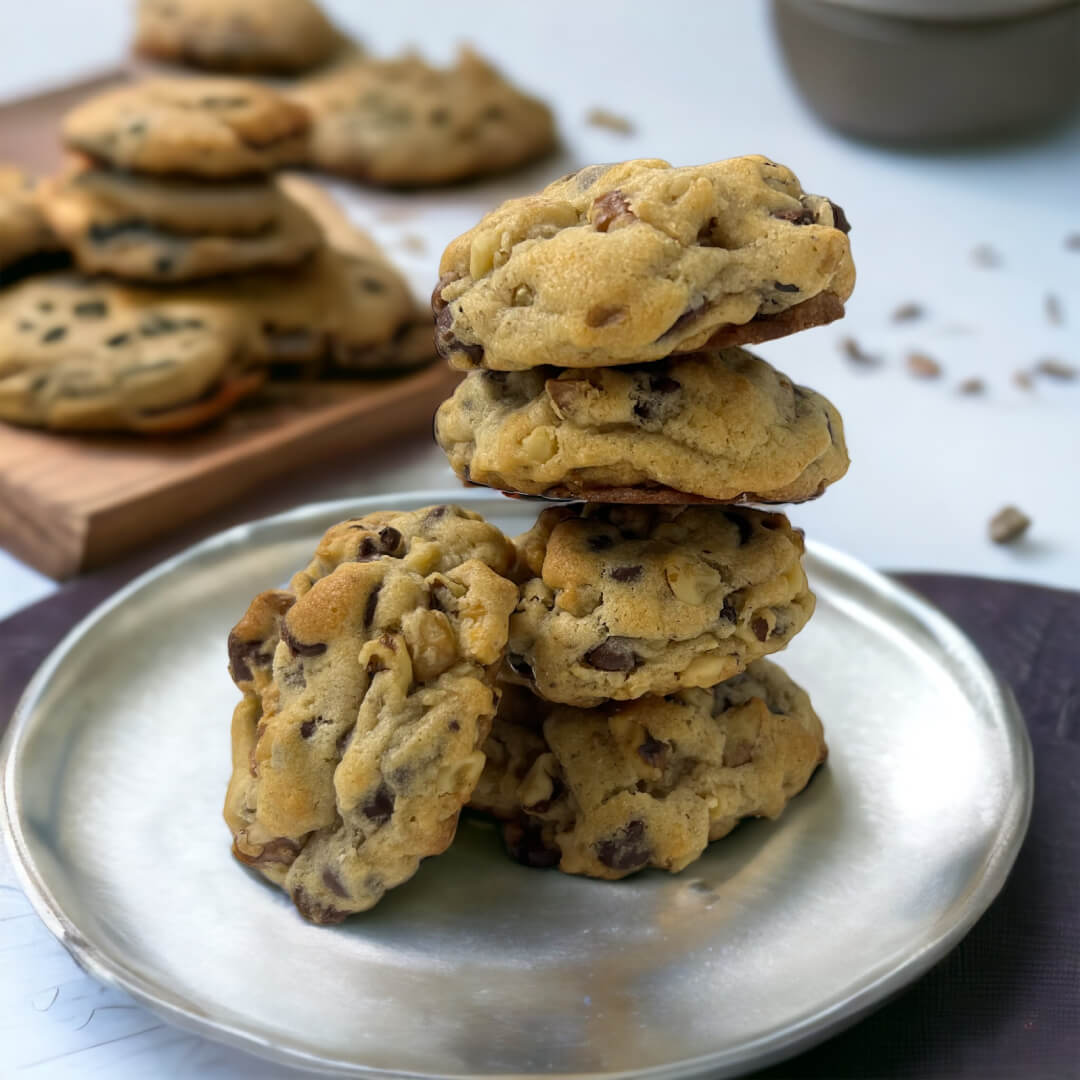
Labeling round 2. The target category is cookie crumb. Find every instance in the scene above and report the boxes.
[585,107,634,135]
[989,506,1031,545]
[1034,357,1077,380]
[1066,233,1080,251]
[1013,370,1034,390]
[891,302,924,323]
[957,377,985,395]
[840,336,881,368]
[971,244,1001,268]
[398,232,426,254]
[1044,292,1064,326]
[906,351,942,378]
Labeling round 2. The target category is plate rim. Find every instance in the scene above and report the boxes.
[1,489,1035,1080]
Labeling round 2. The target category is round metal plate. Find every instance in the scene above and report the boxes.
[1,490,1032,1079]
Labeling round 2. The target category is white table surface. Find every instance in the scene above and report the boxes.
[0,2,1077,1077]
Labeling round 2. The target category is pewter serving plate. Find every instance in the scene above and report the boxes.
[1,490,1032,1079]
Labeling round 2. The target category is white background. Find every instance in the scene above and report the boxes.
[0,2,1078,1076]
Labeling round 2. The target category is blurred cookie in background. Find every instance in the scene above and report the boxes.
[290,47,556,187]
[0,166,67,285]
[134,0,349,75]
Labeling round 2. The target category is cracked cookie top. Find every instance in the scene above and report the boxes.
[471,661,826,878]
[507,503,814,707]
[433,155,853,370]
[224,505,518,923]
[63,78,311,177]
[435,347,849,504]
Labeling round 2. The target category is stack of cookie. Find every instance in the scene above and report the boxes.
[0,79,433,433]
[433,155,855,877]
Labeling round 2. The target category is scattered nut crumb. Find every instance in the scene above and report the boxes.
[1066,233,1080,251]
[585,107,634,135]
[1045,292,1064,326]
[989,505,1031,545]
[1013,370,1034,390]
[1034,357,1077,380]
[840,336,882,368]
[398,232,427,254]
[891,302,924,323]
[957,377,986,395]
[906,351,942,378]
[971,244,1001,268]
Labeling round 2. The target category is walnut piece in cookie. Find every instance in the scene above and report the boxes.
[472,661,826,879]
[134,0,347,75]
[432,155,854,371]
[507,504,814,707]
[224,505,518,922]
[290,48,555,187]
[62,78,311,177]
[435,348,849,504]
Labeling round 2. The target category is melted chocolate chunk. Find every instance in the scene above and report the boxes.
[584,637,640,672]
[299,717,321,739]
[228,634,272,683]
[610,565,643,583]
[106,331,131,347]
[650,374,681,394]
[280,621,327,657]
[291,884,347,925]
[355,526,402,561]
[828,200,851,234]
[362,784,395,825]
[719,597,737,623]
[595,819,650,871]
[658,300,707,341]
[503,818,560,869]
[321,868,350,898]
[41,325,67,343]
[73,299,107,318]
[774,282,800,293]
[637,734,669,767]
[751,616,770,642]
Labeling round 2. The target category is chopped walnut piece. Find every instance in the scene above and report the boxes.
[989,506,1031,545]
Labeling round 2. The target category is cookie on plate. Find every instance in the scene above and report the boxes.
[433,155,853,370]
[134,0,346,74]
[507,503,814,707]
[471,661,826,878]
[62,78,311,177]
[290,48,555,187]
[0,166,66,283]
[435,348,849,504]
[0,273,260,432]
[224,505,518,922]
[41,170,321,282]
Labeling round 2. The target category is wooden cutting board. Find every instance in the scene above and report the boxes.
[0,68,463,579]
[0,365,460,579]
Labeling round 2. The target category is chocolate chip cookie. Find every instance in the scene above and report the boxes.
[290,48,555,186]
[224,505,519,922]
[0,166,65,283]
[471,661,826,878]
[435,347,849,504]
[41,170,321,282]
[0,273,260,432]
[63,78,310,177]
[433,155,854,370]
[507,504,814,706]
[135,0,346,74]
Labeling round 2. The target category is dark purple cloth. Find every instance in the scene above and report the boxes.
[1,571,1077,1078]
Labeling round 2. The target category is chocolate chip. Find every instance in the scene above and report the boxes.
[433,300,484,365]
[355,526,402,561]
[595,819,650,871]
[16,320,33,332]
[73,299,107,318]
[610,565,642,583]
[363,586,381,628]
[41,326,67,343]
[587,533,615,551]
[362,783,395,825]
[771,207,814,226]
[503,818,560,869]
[719,598,737,623]
[280,621,327,657]
[299,717,320,739]
[449,719,460,732]
[584,638,640,672]
[106,331,131,347]
[637,733,668,767]
[751,616,770,642]
[591,190,635,232]
[37,300,54,312]
[291,884,347,925]
[425,505,448,521]
[632,399,654,422]
[128,121,146,135]
[827,200,851,233]
[321,868,349,898]
[228,634,271,683]
[774,282,800,293]
[361,276,386,293]
[155,255,174,275]
[722,511,753,546]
